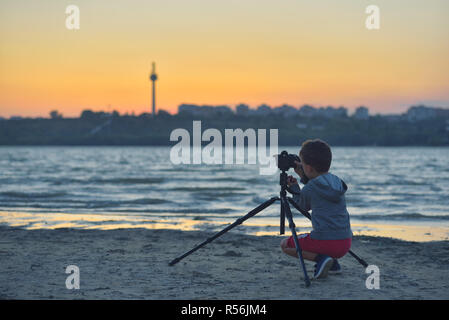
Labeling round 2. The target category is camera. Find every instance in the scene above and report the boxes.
[277,151,301,171]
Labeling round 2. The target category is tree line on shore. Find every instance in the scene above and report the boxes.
[1,105,448,146]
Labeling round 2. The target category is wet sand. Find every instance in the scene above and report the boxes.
[1,226,448,299]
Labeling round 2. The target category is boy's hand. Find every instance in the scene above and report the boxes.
[287,175,298,186]
[294,161,306,180]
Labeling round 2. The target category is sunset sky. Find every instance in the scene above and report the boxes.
[0,0,448,118]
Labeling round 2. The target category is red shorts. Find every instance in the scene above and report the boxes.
[286,233,351,259]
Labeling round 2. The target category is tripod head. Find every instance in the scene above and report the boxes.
[279,170,288,191]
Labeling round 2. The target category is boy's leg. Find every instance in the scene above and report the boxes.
[280,237,333,279]
[280,238,317,261]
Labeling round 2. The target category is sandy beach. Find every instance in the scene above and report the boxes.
[1,225,448,300]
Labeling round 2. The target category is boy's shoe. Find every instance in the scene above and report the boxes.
[313,255,333,279]
[328,259,342,275]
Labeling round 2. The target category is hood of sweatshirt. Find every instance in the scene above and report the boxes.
[308,173,347,203]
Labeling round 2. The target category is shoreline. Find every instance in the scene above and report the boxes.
[1,210,449,243]
[1,226,448,299]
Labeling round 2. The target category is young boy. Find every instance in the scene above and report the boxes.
[280,139,352,279]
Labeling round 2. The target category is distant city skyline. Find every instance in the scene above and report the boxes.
[1,100,448,118]
[3,102,446,122]
[1,0,448,118]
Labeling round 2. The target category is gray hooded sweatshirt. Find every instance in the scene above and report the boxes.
[292,172,352,240]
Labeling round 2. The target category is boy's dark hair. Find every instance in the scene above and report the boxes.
[299,139,332,173]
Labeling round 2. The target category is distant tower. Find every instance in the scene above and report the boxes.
[149,62,158,116]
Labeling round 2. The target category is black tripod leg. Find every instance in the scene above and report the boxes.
[287,197,368,268]
[168,197,279,266]
[280,199,285,235]
[347,250,368,268]
[282,197,311,287]
[286,197,311,220]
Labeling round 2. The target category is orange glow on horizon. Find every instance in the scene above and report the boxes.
[1,0,448,118]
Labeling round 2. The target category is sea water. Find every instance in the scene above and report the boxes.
[0,146,448,241]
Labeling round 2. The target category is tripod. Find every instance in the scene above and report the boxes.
[169,169,312,286]
[168,170,369,287]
